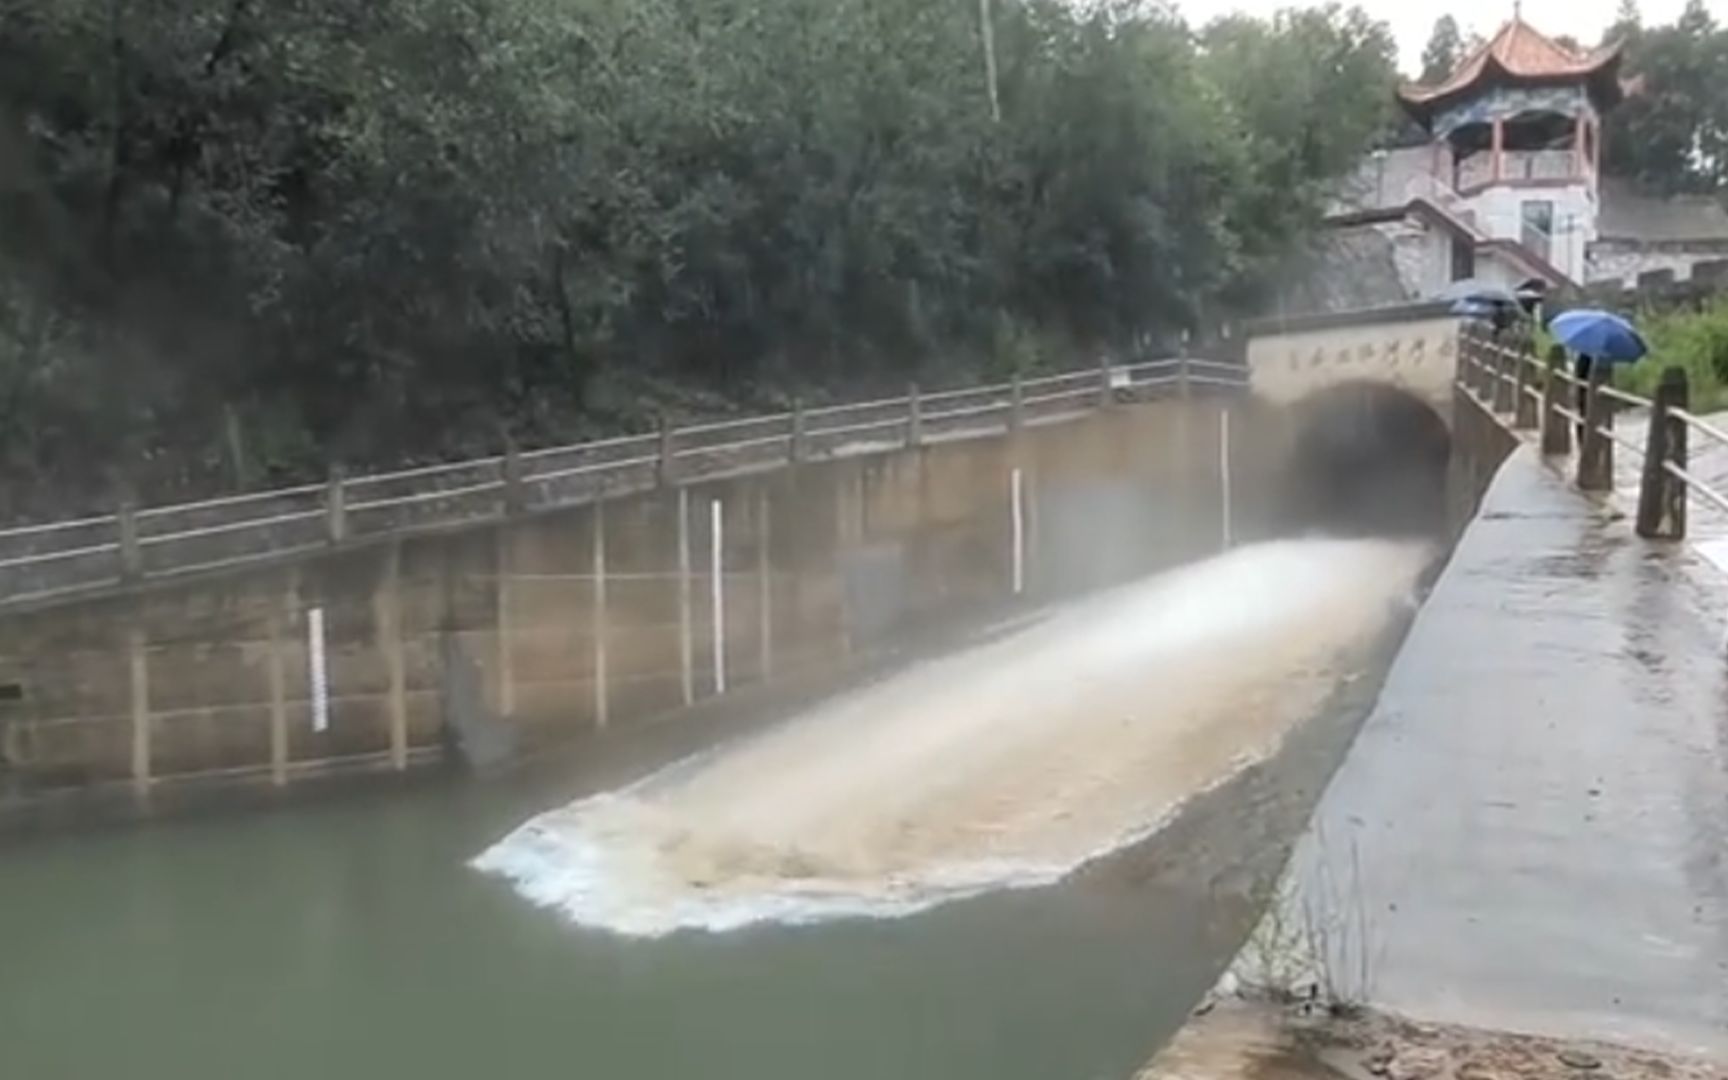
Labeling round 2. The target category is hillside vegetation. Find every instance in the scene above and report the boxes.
[0,0,1397,515]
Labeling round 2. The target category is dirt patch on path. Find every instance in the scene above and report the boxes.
[1140,1001,1724,1080]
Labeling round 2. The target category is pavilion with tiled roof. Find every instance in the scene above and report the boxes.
[1395,14,1626,207]
[1336,14,1633,291]
[1398,18,1626,130]
[1291,13,1727,312]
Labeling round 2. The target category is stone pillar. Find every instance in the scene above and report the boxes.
[1491,118,1504,183]
[592,498,609,729]
[1577,361,1613,491]
[268,608,288,787]
[755,486,773,681]
[1541,346,1572,457]
[494,528,516,719]
[1513,343,1539,429]
[128,625,150,800]
[1636,367,1690,540]
[376,542,408,770]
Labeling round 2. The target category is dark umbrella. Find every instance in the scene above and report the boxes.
[1514,279,1547,316]
[1450,298,1500,319]
[1547,309,1648,363]
[1440,278,1522,306]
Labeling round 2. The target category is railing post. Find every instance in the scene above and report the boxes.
[907,383,924,449]
[1541,345,1571,457]
[1009,373,1025,436]
[1177,333,1192,403]
[1492,340,1515,414]
[501,434,525,517]
[324,465,347,545]
[789,398,808,464]
[116,495,142,582]
[1463,326,1483,395]
[1577,360,1613,491]
[1637,366,1690,540]
[1097,354,1114,409]
[656,415,676,487]
[128,625,150,800]
[592,493,610,729]
[1513,344,1538,429]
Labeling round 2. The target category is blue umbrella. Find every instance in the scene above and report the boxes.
[1547,309,1648,363]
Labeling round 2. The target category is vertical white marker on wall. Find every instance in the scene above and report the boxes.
[1220,408,1234,550]
[677,486,693,706]
[1010,466,1025,595]
[592,499,609,730]
[308,606,329,733]
[711,498,727,695]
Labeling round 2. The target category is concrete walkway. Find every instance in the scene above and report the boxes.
[1279,444,1728,1060]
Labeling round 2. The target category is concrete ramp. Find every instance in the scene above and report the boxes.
[1266,445,1728,1060]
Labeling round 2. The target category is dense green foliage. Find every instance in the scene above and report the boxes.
[1614,298,1728,412]
[1602,0,1728,195]
[0,0,1396,512]
[1418,15,1464,83]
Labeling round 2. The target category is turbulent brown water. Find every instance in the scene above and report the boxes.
[473,538,1432,937]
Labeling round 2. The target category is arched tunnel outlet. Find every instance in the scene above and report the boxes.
[1251,381,1459,543]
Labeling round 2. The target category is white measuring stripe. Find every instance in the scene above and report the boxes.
[678,487,693,706]
[1220,409,1233,549]
[593,501,608,729]
[1010,467,1025,595]
[711,498,726,694]
[308,606,329,733]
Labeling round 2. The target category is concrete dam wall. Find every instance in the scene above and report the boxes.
[0,399,1279,819]
[0,373,1515,826]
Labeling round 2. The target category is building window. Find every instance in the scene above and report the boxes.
[1521,200,1555,263]
[1451,236,1475,282]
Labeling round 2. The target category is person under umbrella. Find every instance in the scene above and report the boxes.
[1545,309,1650,441]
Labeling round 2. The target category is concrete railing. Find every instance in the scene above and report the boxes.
[1455,327,1721,540]
[1456,150,1578,191]
[0,356,1248,609]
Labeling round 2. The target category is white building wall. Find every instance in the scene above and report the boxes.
[1470,257,1528,291]
[1380,221,1453,298]
[1248,315,1461,409]
[1457,183,1597,282]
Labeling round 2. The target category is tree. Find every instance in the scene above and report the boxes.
[0,0,1407,511]
[1601,0,1728,192]
[1198,5,1401,311]
[1420,15,1464,82]
[1610,0,1643,37]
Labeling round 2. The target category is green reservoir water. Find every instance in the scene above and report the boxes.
[0,543,1411,1080]
[0,768,1245,1080]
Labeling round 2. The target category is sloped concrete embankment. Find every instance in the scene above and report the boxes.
[1147,444,1728,1077]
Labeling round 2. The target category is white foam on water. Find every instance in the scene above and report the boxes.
[472,538,1431,938]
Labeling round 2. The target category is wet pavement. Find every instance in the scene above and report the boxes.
[1272,444,1728,1060]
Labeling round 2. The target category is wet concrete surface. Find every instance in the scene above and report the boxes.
[1279,444,1728,1060]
